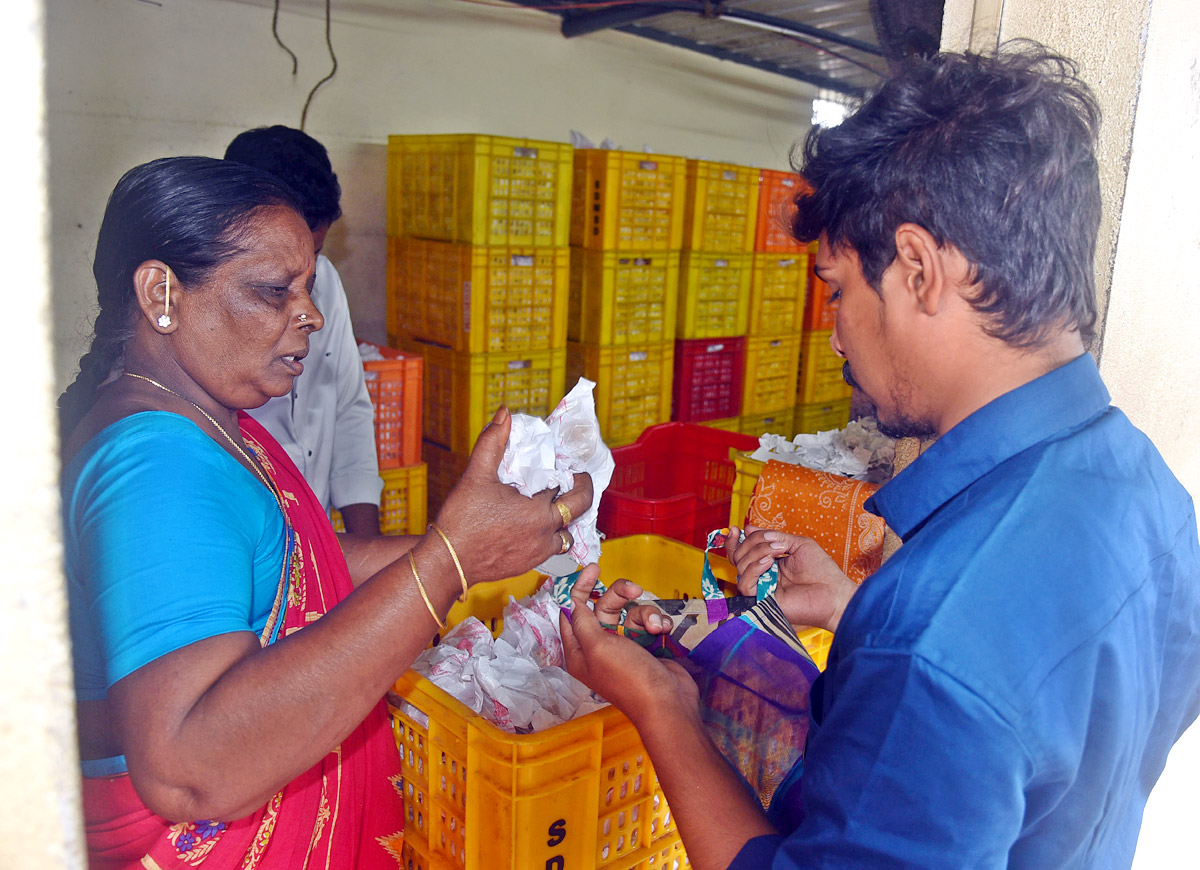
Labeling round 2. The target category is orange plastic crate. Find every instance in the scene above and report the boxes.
[681,159,759,252]
[359,340,423,469]
[755,169,808,252]
[804,241,839,331]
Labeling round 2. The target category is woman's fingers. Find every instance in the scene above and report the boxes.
[463,406,511,481]
[550,473,594,530]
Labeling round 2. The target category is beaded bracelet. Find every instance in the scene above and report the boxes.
[429,523,469,602]
[409,551,446,630]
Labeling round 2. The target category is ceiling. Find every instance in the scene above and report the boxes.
[506,0,891,98]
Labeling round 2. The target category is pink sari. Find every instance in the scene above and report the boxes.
[83,414,404,869]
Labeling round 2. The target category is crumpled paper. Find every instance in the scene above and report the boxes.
[750,417,895,483]
[412,585,608,733]
[498,378,615,576]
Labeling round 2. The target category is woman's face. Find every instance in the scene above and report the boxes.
[172,205,324,411]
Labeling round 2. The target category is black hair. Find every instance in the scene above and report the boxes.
[224,125,343,230]
[58,156,303,439]
[792,41,1102,348]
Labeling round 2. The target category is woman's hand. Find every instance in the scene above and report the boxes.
[726,524,858,632]
[559,566,698,729]
[434,407,594,586]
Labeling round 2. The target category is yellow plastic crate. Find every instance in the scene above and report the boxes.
[681,160,759,252]
[795,399,851,434]
[330,462,427,535]
[703,416,740,433]
[571,150,688,250]
[392,534,720,870]
[676,252,752,339]
[388,134,573,246]
[569,249,680,346]
[567,340,674,448]
[388,238,568,353]
[742,334,802,415]
[738,407,796,439]
[747,252,809,336]
[401,340,567,454]
[798,329,852,404]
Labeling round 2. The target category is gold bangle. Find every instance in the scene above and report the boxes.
[409,551,446,631]
[429,523,469,602]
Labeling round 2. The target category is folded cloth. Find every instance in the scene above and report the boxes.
[748,460,885,584]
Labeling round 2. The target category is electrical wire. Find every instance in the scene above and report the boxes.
[300,0,339,131]
[272,0,299,75]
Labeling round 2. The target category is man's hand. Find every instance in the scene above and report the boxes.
[726,524,859,632]
[559,566,698,728]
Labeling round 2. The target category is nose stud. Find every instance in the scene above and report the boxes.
[298,313,308,322]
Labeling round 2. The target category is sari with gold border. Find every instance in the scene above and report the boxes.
[82,413,403,869]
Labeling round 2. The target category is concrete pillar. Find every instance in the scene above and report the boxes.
[0,0,84,867]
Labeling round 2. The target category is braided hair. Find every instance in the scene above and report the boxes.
[58,156,302,439]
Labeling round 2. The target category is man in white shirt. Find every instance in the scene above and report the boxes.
[225,126,383,534]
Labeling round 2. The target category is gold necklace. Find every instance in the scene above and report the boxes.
[124,372,274,493]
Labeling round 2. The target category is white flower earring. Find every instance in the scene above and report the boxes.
[158,269,172,329]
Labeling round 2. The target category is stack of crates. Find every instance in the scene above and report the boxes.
[797,239,853,431]
[739,169,810,438]
[566,149,688,446]
[754,170,852,435]
[672,159,759,430]
[387,134,574,514]
[330,341,427,535]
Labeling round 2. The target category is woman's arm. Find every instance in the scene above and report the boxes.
[112,408,594,822]
[559,569,777,870]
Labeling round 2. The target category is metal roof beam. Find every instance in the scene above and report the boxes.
[559,4,679,37]
[617,24,868,97]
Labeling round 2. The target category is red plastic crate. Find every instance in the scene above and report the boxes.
[755,169,809,252]
[598,422,758,548]
[359,340,423,469]
[672,336,745,423]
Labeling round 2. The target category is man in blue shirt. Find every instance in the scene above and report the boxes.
[560,43,1200,869]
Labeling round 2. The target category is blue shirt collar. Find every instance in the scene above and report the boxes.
[867,352,1111,539]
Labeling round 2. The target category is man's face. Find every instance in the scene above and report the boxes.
[816,235,937,440]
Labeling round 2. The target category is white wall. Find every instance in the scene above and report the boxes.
[47,0,816,390]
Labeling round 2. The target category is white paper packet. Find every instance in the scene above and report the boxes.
[411,585,607,733]
[497,378,615,575]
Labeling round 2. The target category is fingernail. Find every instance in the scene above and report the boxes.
[770,542,785,550]
[764,531,781,542]
[759,556,773,565]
